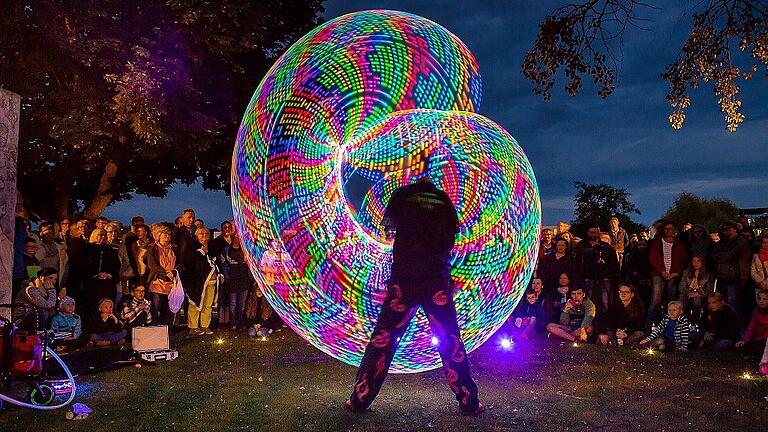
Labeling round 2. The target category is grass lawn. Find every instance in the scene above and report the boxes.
[1,326,766,432]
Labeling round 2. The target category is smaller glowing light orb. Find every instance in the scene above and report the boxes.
[500,338,512,350]
[216,338,225,345]
[741,372,753,380]
[572,342,579,348]
[431,337,440,346]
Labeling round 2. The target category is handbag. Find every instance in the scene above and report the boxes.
[168,270,185,313]
[149,278,174,295]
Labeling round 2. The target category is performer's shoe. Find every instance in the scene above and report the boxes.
[345,399,369,414]
[460,402,485,416]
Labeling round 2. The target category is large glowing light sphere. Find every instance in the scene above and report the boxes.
[232,10,541,373]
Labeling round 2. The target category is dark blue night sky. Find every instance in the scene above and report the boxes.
[105,0,768,228]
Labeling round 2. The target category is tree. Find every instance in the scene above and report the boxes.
[570,181,643,237]
[663,192,739,233]
[522,0,768,132]
[0,0,324,221]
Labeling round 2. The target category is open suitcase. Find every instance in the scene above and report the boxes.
[132,326,178,362]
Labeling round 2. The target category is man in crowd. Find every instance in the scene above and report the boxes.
[539,227,555,258]
[608,217,629,266]
[173,208,197,256]
[711,220,752,329]
[574,224,619,314]
[36,222,68,287]
[546,287,596,343]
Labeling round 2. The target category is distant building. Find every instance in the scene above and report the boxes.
[740,207,768,237]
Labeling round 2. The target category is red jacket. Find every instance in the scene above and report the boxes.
[648,237,688,276]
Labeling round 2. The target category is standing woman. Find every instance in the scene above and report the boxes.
[220,233,253,330]
[82,228,121,319]
[183,226,219,335]
[146,225,179,325]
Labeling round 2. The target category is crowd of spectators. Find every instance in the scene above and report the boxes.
[10,209,280,352]
[8,207,768,375]
[514,217,768,375]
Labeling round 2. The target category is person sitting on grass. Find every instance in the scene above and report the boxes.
[89,298,127,347]
[50,296,86,351]
[16,267,60,330]
[698,292,741,351]
[121,284,154,335]
[546,287,596,343]
[639,301,690,352]
[736,289,768,354]
[510,290,545,340]
[597,283,646,347]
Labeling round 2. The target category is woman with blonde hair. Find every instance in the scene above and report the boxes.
[82,227,120,323]
[146,224,180,325]
[182,226,220,335]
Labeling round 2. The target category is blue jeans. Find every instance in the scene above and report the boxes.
[229,290,249,327]
[702,338,735,351]
[646,276,679,330]
[722,280,746,330]
[583,278,611,313]
[90,329,128,344]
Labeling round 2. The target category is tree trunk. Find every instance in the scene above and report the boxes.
[82,160,118,220]
[52,177,73,220]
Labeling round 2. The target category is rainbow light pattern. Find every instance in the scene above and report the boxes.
[232,10,541,373]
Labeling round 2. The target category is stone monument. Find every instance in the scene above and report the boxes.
[0,89,20,320]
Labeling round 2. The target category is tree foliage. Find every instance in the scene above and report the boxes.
[0,0,324,220]
[522,0,768,132]
[663,191,739,232]
[571,181,643,236]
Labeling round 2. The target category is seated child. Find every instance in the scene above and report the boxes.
[597,283,646,347]
[50,296,86,351]
[89,298,128,347]
[510,290,545,340]
[760,338,768,376]
[736,289,768,354]
[121,284,154,334]
[247,284,279,335]
[698,292,741,351]
[546,287,596,342]
[639,301,690,352]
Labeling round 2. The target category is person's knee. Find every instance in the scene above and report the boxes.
[598,334,609,345]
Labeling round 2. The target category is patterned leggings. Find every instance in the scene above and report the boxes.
[349,281,479,412]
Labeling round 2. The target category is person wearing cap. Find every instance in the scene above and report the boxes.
[51,297,86,351]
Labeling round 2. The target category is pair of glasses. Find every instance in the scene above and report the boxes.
[618,290,631,294]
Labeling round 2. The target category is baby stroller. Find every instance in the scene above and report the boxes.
[0,303,77,410]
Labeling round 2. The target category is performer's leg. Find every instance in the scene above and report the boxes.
[348,283,415,411]
[422,288,480,413]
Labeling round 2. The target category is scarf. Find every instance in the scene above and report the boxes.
[157,242,176,272]
[759,249,768,262]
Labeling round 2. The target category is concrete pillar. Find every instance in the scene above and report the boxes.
[0,89,20,321]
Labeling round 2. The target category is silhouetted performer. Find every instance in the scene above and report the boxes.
[346,175,483,415]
